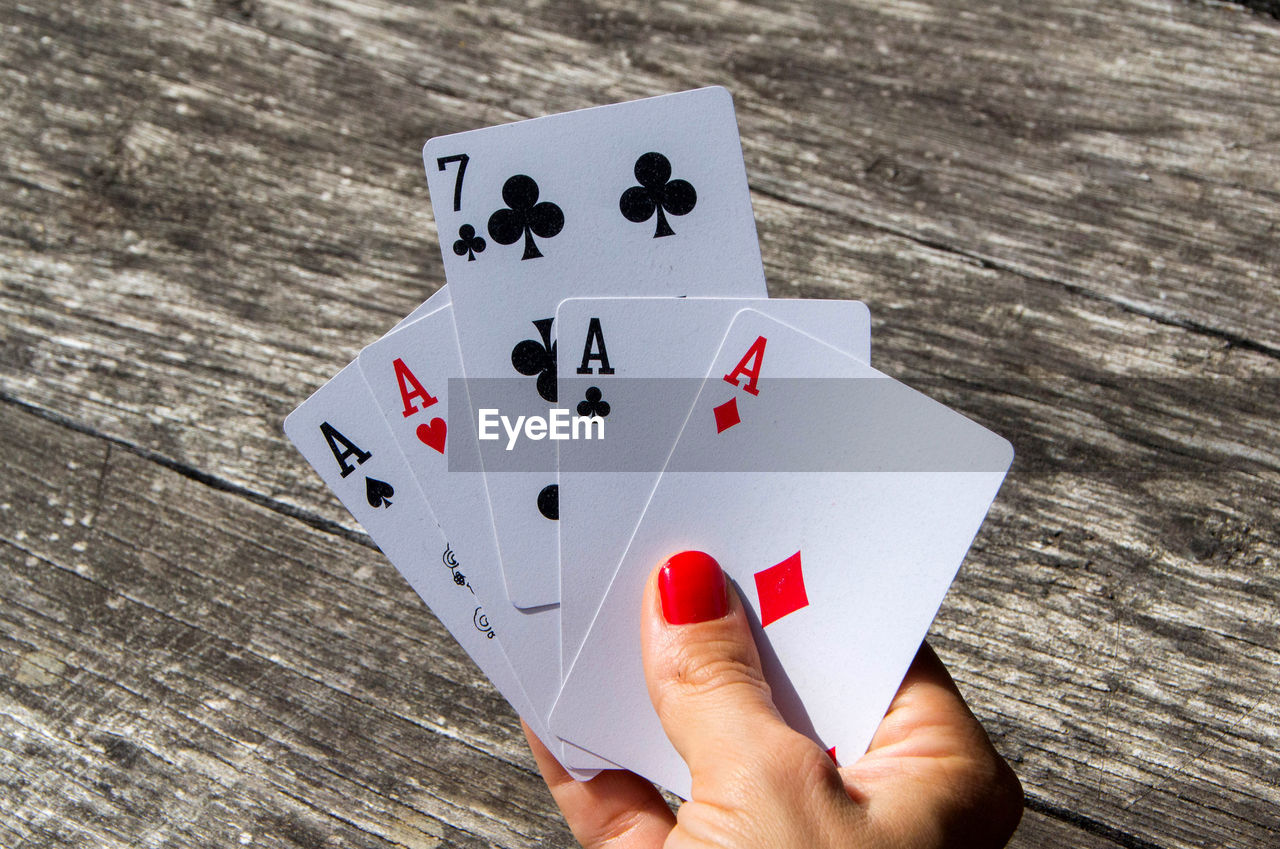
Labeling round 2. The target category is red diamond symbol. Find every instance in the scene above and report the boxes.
[826,746,837,764]
[713,397,741,433]
[754,551,809,627]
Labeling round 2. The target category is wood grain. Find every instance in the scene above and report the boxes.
[0,404,556,848]
[0,402,1140,848]
[2,0,1278,846]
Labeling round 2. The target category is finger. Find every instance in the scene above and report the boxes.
[521,720,675,849]
[841,644,1024,848]
[864,642,980,754]
[640,551,815,786]
[858,642,1010,768]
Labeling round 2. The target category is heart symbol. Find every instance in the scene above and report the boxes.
[416,417,447,454]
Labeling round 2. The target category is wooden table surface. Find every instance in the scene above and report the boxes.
[3,1,1278,846]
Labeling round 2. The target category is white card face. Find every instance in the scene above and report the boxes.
[356,306,612,774]
[282,360,547,741]
[555,297,872,676]
[424,86,767,609]
[551,309,1013,797]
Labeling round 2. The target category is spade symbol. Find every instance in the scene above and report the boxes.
[366,476,394,508]
[619,152,697,238]
[488,175,564,260]
[537,484,559,521]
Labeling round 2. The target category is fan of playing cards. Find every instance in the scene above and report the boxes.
[285,87,1013,799]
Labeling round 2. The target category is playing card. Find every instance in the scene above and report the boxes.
[356,305,613,772]
[283,357,579,772]
[550,309,1013,796]
[555,297,872,676]
[424,86,767,609]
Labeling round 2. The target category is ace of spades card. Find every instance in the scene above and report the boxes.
[282,362,566,755]
[552,310,1013,797]
[423,87,768,609]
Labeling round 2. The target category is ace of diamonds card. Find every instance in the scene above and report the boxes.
[552,310,1013,797]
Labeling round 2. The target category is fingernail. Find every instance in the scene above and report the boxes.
[658,551,728,624]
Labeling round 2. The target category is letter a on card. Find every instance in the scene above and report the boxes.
[576,317,615,375]
[723,335,766,396]
[320,421,371,477]
[394,357,439,417]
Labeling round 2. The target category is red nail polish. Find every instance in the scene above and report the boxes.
[658,551,728,624]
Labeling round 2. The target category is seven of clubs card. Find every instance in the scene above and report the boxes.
[286,88,1015,794]
[424,86,768,609]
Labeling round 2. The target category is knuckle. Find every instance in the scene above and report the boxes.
[758,731,844,798]
[968,742,1023,807]
[985,758,1025,838]
[794,737,846,795]
[662,638,769,704]
[669,799,760,849]
[577,806,653,849]
[698,727,837,804]
[942,749,1025,846]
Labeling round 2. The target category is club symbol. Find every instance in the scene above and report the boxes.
[576,387,610,418]
[537,484,559,521]
[619,152,697,238]
[452,224,486,261]
[488,174,564,260]
[511,317,557,403]
[365,476,394,508]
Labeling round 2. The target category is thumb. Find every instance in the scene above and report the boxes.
[640,551,799,785]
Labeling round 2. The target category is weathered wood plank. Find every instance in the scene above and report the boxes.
[1,0,1276,522]
[1013,808,1131,849]
[2,0,1278,847]
[733,0,1280,350]
[0,402,1146,848]
[0,403,576,848]
[24,0,1276,352]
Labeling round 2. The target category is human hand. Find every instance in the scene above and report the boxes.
[524,550,1023,848]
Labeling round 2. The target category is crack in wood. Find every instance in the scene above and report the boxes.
[0,390,376,553]
[1025,794,1171,849]
[1228,1,1280,21]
